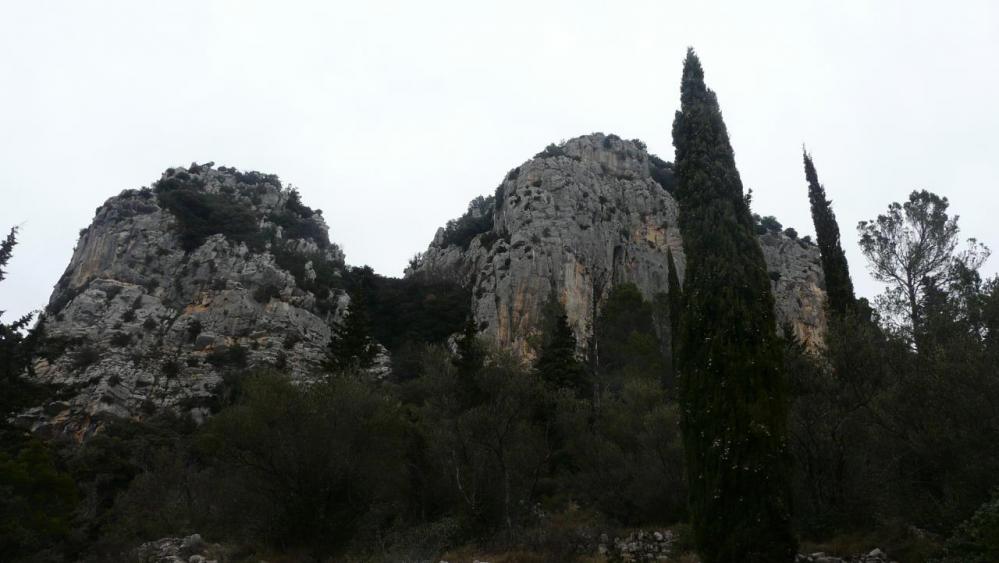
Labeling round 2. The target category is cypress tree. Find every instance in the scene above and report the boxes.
[804,150,855,315]
[328,296,377,373]
[534,303,589,397]
[671,49,796,562]
[666,249,682,345]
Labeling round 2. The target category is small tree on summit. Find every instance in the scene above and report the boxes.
[804,150,855,316]
[671,49,796,562]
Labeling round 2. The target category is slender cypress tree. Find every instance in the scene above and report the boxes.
[671,49,796,562]
[804,150,855,315]
[535,303,589,397]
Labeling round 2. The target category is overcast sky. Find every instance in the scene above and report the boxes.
[2,1,997,321]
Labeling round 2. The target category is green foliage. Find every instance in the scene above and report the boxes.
[757,214,784,234]
[804,151,855,316]
[199,373,408,553]
[155,174,264,252]
[268,189,329,246]
[0,227,38,386]
[534,143,569,160]
[205,344,248,369]
[936,492,999,563]
[344,266,471,352]
[559,378,686,525]
[859,189,990,343]
[671,49,796,562]
[251,283,281,304]
[0,439,78,560]
[440,196,495,250]
[648,153,677,193]
[409,348,551,532]
[328,297,378,373]
[594,283,667,387]
[534,299,589,397]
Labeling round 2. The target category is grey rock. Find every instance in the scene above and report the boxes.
[409,133,827,359]
[25,164,351,438]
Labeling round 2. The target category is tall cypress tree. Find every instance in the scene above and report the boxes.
[671,49,796,562]
[804,150,855,316]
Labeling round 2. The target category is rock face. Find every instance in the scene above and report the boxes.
[22,164,348,438]
[409,133,827,358]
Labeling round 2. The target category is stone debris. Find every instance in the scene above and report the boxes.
[135,534,223,563]
[598,529,675,561]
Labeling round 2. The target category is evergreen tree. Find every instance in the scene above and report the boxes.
[671,49,796,562]
[804,150,855,315]
[534,301,589,397]
[328,295,378,373]
[452,317,486,406]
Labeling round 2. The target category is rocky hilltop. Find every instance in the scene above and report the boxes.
[409,133,827,358]
[21,136,827,437]
[22,164,350,437]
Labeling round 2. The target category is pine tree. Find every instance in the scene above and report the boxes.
[804,150,855,315]
[534,302,589,398]
[1,227,36,386]
[671,49,796,562]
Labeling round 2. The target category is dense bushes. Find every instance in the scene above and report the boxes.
[155,169,331,253]
[439,195,495,250]
[198,374,409,552]
[344,266,470,351]
[0,439,78,560]
[155,175,264,252]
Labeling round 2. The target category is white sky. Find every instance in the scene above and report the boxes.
[2,1,998,322]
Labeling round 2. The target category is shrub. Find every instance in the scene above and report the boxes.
[757,214,783,234]
[186,319,202,342]
[109,332,131,347]
[648,153,676,193]
[72,344,100,370]
[205,345,248,369]
[0,440,78,560]
[534,143,568,159]
[155,175,264,252]
[252,284,281,304]
[439,196,495,250]
[935,492,999,562]
[197,374,409,552]
[142,317,157,330]
[162,360,180,378]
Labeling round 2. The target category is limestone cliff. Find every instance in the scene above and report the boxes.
[21,164,349,437]
[409,133,827,358]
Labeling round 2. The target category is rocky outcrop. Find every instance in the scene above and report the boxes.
[20,164,349,438]
[409,133,827,359]
[796,548,895,563]
[135,534,226,563]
